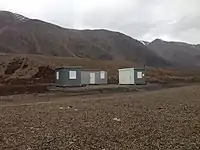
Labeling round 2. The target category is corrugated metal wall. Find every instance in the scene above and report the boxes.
[118,69,134,84]
[118,68,146,85]
[81,70,107,85]
[55,68,82,86]
[134,68,146,85]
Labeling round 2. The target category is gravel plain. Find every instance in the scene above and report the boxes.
[0,85,200,150]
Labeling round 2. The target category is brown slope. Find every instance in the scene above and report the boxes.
[0,11,15,29]
[0,53,185,86]
[0,53,199,88]
[147,39,200,68]
[0,53,136,85]
[0,11,171,67]
[0,11,28,29]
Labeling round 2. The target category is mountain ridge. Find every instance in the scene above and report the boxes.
[0,10,171,68]
[1,10,200,69]
[147,38,200,68]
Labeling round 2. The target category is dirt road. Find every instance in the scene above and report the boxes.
[0,83,191,105]
[0,81,192,97]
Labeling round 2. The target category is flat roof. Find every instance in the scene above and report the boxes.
[118,67,145,71]
[82,69,106,71]
[55,66,82,70]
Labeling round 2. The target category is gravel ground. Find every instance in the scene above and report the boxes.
[0,86,200,149]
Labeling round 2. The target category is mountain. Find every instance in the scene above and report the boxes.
[0,11,170,68]
[140,40,149,45]
[195,44,200,50]
[147,39,200,68]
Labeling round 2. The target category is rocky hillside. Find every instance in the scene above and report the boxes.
[0,11,170,68]
[147,39,200,68]
[195,44,200,50]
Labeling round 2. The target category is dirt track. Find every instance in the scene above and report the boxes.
[0,82,192,97]
[0,83,158,96]
[0,85,200,149]
[0,84,49,96]
[0,83,161,105]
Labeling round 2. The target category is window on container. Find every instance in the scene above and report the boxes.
[100,71,105,79]
[69,71,77,79]
[56,71,59,80]
[137,72,142,79]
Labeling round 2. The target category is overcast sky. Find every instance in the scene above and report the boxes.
[0,0,200,44]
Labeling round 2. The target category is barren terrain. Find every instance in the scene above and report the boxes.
[0,11,170,67]
[0,85,200,149]
[1,10,200,150]
[0,53,199,90]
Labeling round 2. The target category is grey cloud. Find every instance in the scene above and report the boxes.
[172,16,200,34]
[1,0,200,44]
[168,16,200,43]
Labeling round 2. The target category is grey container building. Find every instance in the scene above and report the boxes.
[55,67,82,87]
[81,69,107,85]
[118,68,146,85]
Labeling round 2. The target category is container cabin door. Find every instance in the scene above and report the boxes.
[90,73,95,84]
[130,70,134,84]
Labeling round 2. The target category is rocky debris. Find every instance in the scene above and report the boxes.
[113,118,121,122]
[0,58,55,85]
[59,107,64,110]
[68,106,73,109]
[0,86,200,149]
[3,58,30,75]
[4,58,24,75]
[33,66,55,82]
